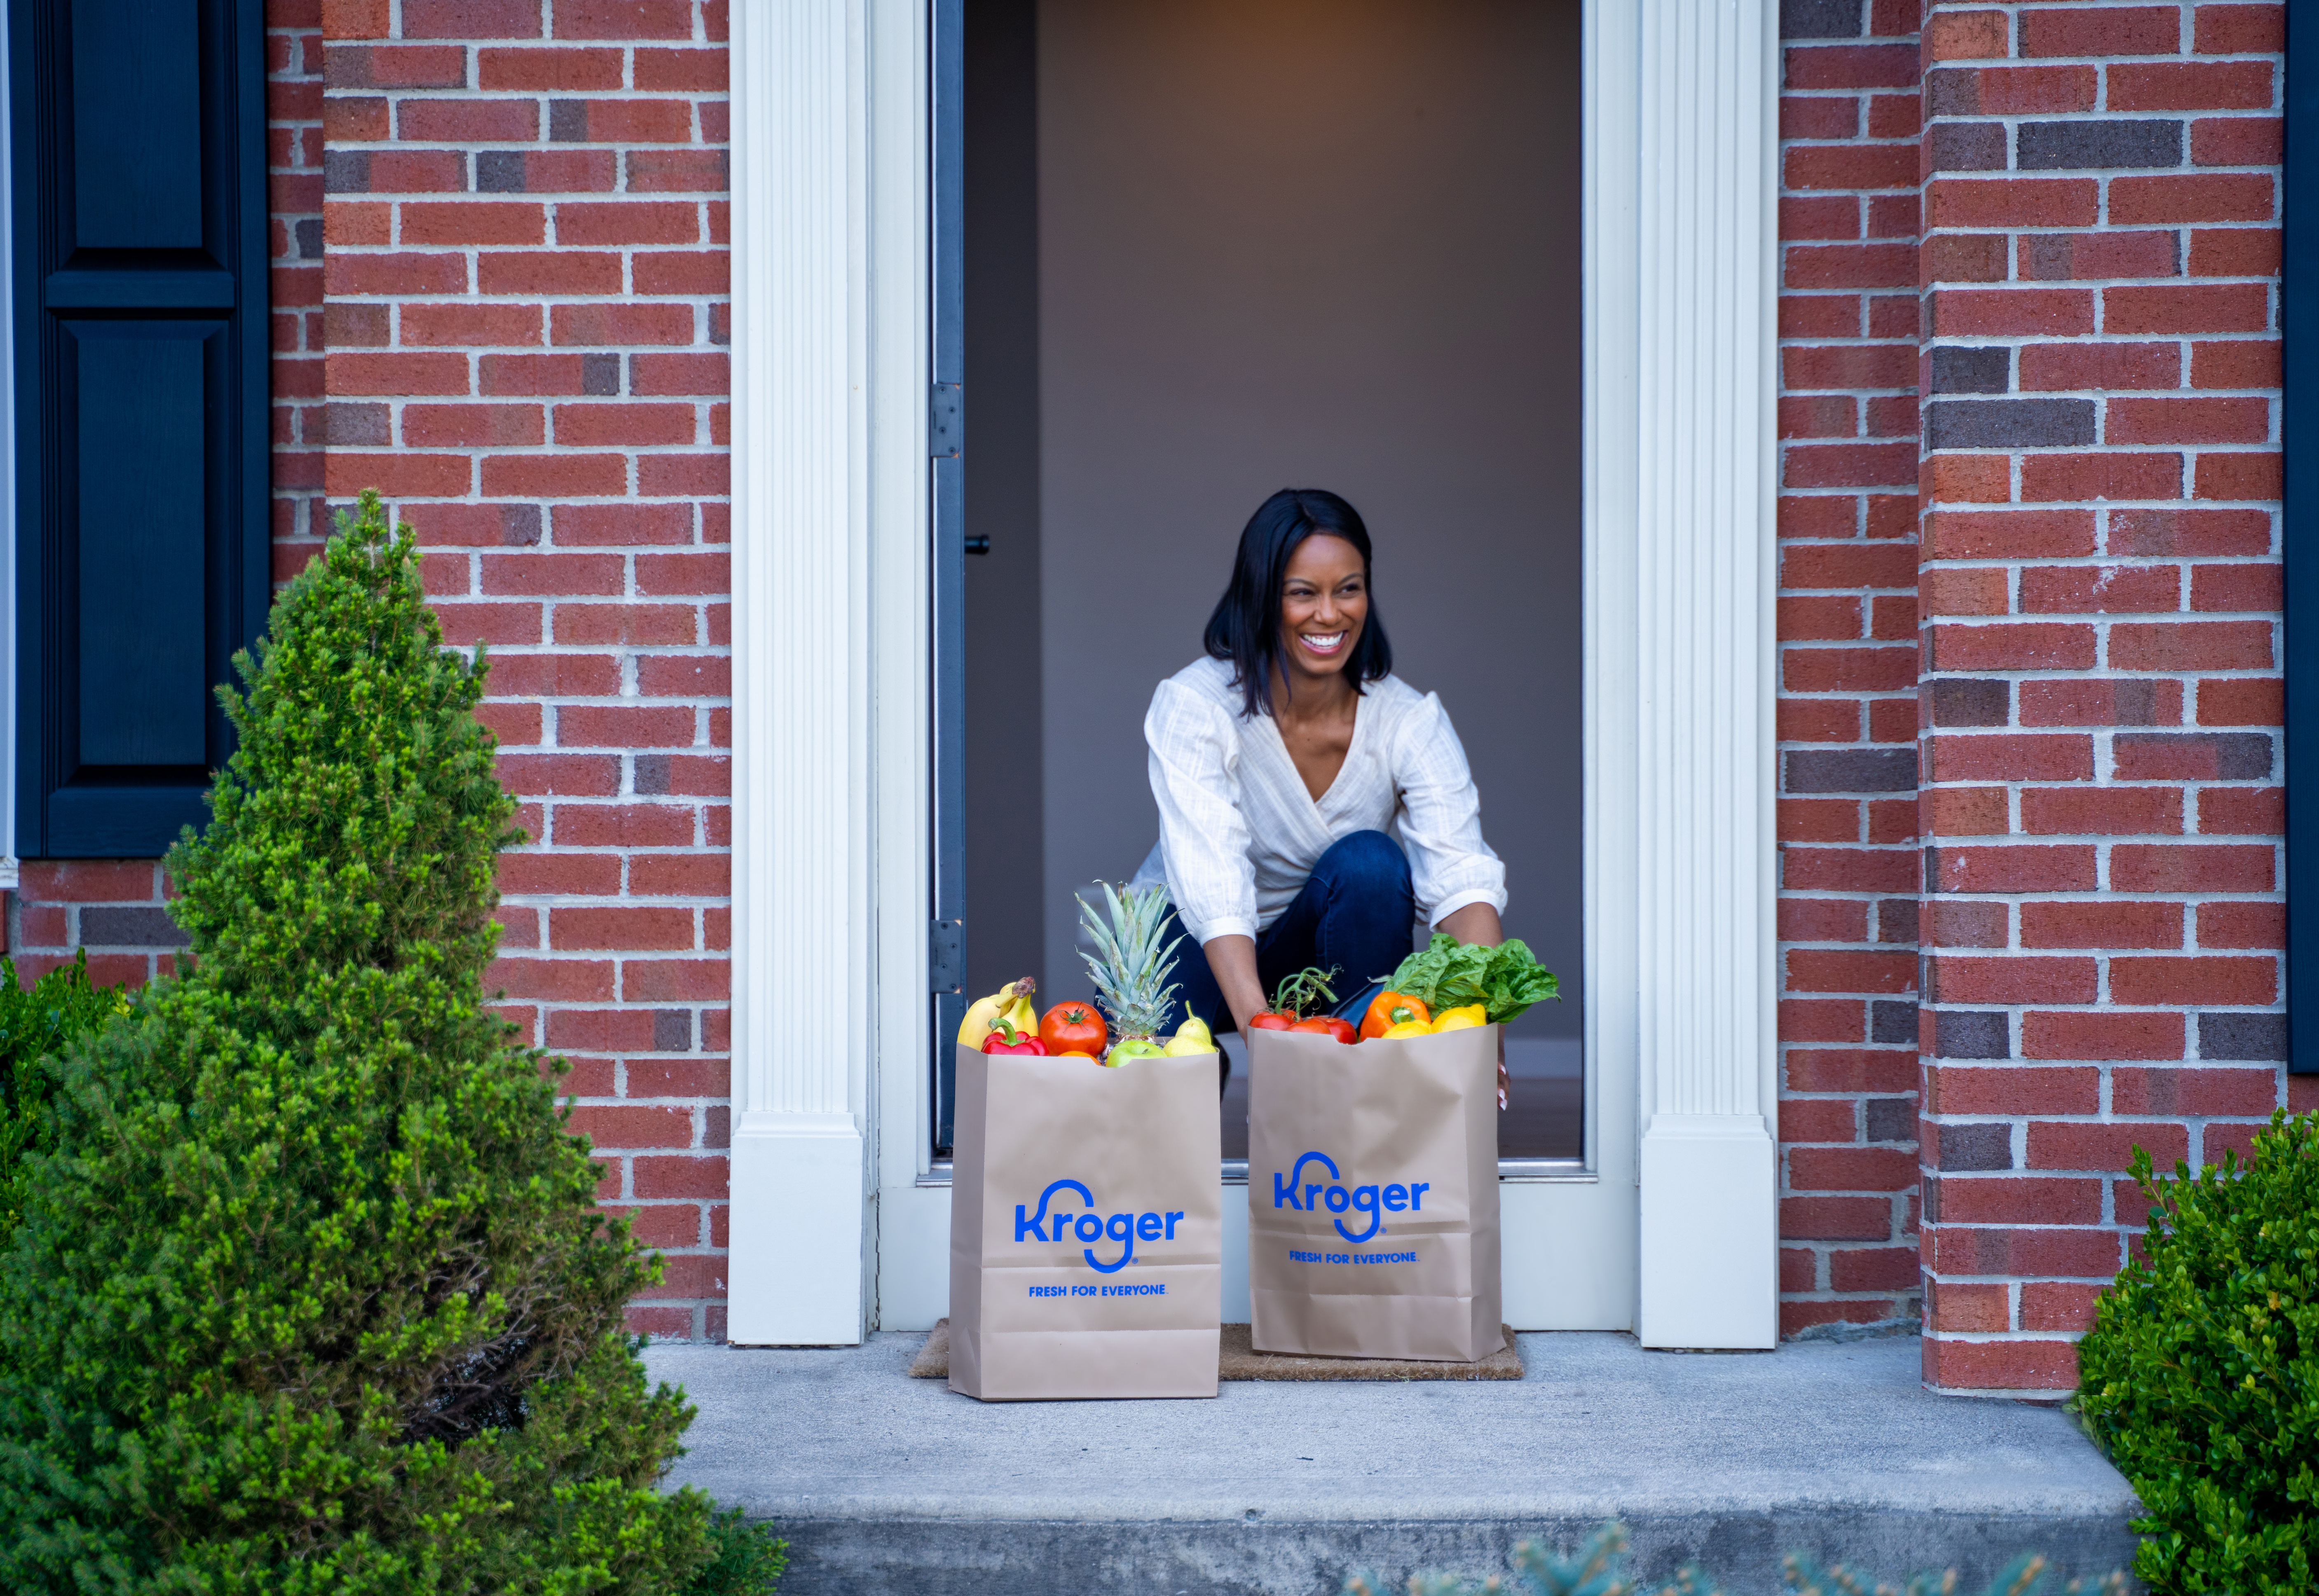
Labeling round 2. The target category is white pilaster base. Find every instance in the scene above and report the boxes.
[1638,1115,1778,1349]
[727,1113,866,1345]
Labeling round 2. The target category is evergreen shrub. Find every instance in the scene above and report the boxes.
[0,491,731,1593]
[2076,1109,2319,1594]
[0,952,126,1239]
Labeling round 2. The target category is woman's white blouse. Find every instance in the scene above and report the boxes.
[1134,656,1506,947]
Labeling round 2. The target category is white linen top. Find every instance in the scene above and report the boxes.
[1130,655,1506,946]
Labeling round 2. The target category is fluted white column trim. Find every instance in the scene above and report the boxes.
[727,0,870,1346]
[1614,0,1781,1350]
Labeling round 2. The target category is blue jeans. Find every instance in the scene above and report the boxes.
[1163,831,1417,1070]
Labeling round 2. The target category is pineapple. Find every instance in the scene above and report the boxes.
[1077,882,1184,1063]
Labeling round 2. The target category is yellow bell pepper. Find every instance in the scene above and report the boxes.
[1431,1003,1486,1034]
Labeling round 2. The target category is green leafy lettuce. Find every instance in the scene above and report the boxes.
[1382,933,1560,1025]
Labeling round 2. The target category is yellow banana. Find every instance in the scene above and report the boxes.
[958,977,1037,1048]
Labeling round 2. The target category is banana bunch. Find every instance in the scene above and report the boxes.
[958,977,1038,1050]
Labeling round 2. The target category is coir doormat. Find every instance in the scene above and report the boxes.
[908,1319,1523,1382]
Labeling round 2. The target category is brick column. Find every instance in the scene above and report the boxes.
[273,1,327,567]
[1776,0,1926,1338]
[1915,0,2286,1394]
[320,0,733,1341]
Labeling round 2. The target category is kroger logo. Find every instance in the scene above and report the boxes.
[1014,1179,1186,1274]
[1271,1151,1430,1244]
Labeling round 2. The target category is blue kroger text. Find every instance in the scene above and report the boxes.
[1270,1151,1427,1244]
[1014,1178,1185,1273]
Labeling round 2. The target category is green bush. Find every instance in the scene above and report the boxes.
[0,952,126,1239]
[0,490,732,1593]
[2076,1108,2319,1594]
[683,1509,788,1596]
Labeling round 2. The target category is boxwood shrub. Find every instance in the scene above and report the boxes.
[0,492,726,1594]
[2075,1108,2319,1594]
[0,952,124,1241]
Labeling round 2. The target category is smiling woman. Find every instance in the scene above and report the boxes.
[1131,489,1511,1099]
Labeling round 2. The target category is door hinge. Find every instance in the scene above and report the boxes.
[930,919,964,993]
[930,382,963,458]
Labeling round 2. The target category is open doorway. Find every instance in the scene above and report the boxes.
[949,0,1583,1165]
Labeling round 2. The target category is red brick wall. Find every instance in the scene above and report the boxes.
[1776,0,1928,1339]
[11,0,736,1343]
[11,0,2313,1374]
[314,0,734,1341]
[1914,0,2292,1394]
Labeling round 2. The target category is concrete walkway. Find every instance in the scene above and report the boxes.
[645,1331,2140,1596]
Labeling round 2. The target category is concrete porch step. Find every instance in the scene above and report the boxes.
[645,1331,2140,1596]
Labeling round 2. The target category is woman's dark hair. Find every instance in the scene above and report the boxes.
[1202,488,1392,719]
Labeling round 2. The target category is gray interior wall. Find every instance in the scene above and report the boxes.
[1031,0,1585,1041]
[960,0,1045,1004]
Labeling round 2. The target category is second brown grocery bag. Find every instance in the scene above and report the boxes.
[1246,1024,1502,1362]
[948,1044,1222,1400]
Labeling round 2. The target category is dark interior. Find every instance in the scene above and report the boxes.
[959,0,1583,1160]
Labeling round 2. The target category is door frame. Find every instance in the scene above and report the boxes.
[726,0,1779,1350]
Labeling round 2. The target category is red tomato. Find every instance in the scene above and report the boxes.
[1248,1011,1296,1031]
[1039,1001,1108,1059]
[1318,1016,1357,1045]
[1288,1016,1334,1034]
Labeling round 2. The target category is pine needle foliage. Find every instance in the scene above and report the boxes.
[0,952,127,1240]
[0,491,722,1594]
[2075,1108,2319,1594]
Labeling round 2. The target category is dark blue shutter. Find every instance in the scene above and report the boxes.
[12,0,269,858]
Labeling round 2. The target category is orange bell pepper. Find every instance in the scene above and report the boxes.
[1359,991,1431,1039]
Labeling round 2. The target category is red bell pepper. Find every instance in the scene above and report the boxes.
[981,1018,1047,1055]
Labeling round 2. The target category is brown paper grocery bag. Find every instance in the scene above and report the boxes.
[949,1044,1222,1401]
[1246,1025,1503,1363]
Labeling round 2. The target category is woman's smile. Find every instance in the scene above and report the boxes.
[1274,532,1370,690]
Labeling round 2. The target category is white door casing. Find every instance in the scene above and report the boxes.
[726,0,1778,1349]
[1623,0,1783,1350]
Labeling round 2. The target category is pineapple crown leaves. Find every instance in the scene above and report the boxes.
[165,489,522,998]
[1075,881,1183,1039]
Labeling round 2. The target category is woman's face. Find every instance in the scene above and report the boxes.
[1277,533,1368,684]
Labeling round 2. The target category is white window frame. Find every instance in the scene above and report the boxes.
[725,0,1779,1350]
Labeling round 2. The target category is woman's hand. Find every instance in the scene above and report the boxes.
[1202,935,1270,1038]
[1435,903,1510,1108]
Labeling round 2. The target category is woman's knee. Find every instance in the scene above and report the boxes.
[1316,830,1412,894]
